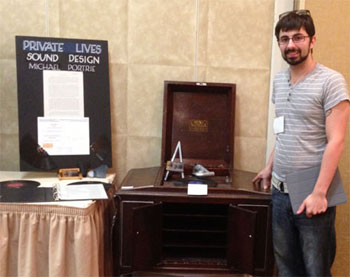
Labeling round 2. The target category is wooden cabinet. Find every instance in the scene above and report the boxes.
[112,167,274,276]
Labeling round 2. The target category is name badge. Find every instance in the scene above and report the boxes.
[274,116,284,134]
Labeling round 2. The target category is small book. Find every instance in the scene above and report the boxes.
[53,183,108,200]
[285,165,347,214]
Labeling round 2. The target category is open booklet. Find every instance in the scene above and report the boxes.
[286,165,347,214]
[53,183,108,200]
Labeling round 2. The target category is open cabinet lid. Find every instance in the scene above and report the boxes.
[161,81,236,175]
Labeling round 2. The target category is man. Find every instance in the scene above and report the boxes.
[253,10,350,276]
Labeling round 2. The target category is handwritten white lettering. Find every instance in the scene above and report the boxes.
[26,53,59,62]
[68,54,100,64]
[28,63,60,70]
[23,40,64,52]
[75,43,102,54]
[68,64,96,72]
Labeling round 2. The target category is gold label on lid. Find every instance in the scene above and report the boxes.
[188,119,208,132]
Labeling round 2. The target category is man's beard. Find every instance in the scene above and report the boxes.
[283,48,310,66]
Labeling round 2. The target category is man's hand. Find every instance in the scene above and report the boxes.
[252,167,272,190]
[297,192,328,218]
[253,149,274,191]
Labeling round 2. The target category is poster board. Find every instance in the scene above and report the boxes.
[16,36,112,171]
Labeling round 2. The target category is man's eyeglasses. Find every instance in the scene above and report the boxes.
[279,9,311,19]
[278,34,309,45]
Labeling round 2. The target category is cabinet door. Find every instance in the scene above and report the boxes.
[227,204,257,275]
[132,203,163,271]
[238,203,273,276]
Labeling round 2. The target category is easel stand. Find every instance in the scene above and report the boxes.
[164,141,184,181]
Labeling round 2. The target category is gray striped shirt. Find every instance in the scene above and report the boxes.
[272,63,349,181]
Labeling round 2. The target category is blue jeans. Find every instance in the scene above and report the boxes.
[272,187,336,276]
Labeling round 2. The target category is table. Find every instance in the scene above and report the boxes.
[0,171,116,276]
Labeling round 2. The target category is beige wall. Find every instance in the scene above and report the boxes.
[0,0,274,184]
[0,0,349,275]
[301,1,350,276]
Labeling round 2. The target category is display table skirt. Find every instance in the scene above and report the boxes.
[0,199,114,276]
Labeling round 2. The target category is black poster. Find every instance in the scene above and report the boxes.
[16,36,112,172]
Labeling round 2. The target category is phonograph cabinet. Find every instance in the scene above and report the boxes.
[112,81,274,276]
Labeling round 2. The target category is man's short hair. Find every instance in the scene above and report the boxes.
[275,10,315,40]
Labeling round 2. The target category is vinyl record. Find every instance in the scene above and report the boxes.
[0,180,40,189]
